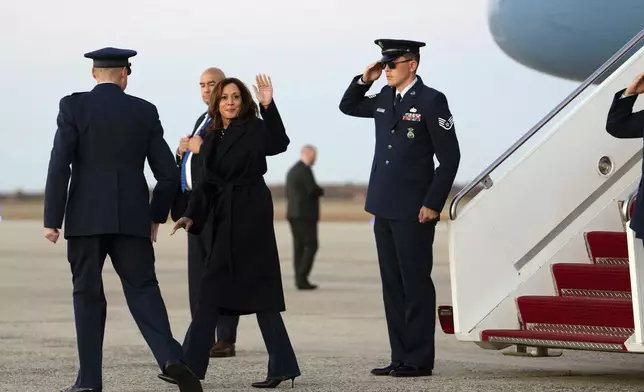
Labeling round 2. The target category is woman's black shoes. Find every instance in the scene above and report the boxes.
[251,376,297,388]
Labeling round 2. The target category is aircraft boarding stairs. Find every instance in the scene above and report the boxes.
[438,29,644,356]
[480,212,636,354]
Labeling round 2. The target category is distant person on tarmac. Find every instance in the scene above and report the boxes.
[286,144,324,290]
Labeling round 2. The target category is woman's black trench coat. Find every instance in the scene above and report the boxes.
[184,100,290,315]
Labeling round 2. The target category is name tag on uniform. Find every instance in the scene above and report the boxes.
[403,112,421,122]
[377,108,385,113]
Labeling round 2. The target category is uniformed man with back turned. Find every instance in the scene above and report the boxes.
[339,39,461,378]
[43,47,202,392]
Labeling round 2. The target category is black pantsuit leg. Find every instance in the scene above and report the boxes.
[187,230,239,343]
[183,272,300,380]
[182,304,220,379]
[183,309,301,380]
[256,312,301,379]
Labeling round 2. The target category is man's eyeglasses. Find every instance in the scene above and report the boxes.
[380,59,413,70]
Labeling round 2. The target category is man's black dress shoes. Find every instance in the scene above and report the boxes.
[60,386,101,392]
[390,365,432,377]
[370,363,432,377]
[370,363,403,376]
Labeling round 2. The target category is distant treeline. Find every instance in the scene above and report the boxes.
[0,182,483,201]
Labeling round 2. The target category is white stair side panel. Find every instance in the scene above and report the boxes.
[454,177,640,341]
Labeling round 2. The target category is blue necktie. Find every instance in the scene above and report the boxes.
[180,115,210,192]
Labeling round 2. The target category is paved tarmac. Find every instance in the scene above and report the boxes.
[2,220,644,391]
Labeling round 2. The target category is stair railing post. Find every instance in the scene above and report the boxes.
[626,225,644,345]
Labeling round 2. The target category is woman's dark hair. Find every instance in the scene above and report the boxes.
[207,77,258,130]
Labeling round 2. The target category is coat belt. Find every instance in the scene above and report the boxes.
[204,177,264,279]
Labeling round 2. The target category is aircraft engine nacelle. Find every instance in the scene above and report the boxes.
[488,0,644,83]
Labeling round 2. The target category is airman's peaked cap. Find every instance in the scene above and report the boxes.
[374,39,426,62]
[84,47,137,75]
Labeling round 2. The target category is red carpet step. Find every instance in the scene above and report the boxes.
[517,296,633,328]
[552,263,631,298]
[585,231,628,264]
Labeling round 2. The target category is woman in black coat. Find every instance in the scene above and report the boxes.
[168,74,301,388]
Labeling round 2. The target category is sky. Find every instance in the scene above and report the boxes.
[0,0,581,192]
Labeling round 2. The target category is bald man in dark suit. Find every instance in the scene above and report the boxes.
[286,145,324,290]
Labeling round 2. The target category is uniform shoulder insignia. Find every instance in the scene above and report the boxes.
[70,92,87,96]
[438,115,454,130]
[367,93,377,99]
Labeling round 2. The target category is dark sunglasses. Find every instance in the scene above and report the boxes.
[380,59,413,70]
